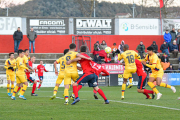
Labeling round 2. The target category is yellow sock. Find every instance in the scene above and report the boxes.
[20,88,23,95]
[12,86,19,97]
[148,82,159,94]
[11,84,14,93]
[160,83,171,88]
[64,88,69,101]
[122,84,126,96]
[21,85,27,96]
[129,78,132,85]
[53,86,58,95]
[7,84,10,93]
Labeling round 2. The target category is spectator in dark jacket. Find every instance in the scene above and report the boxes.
[170,28,177,43]
[164,30,172,50]
[177,29,180,51]
[170,40,178,58]
[136,41,145,59]
[13,27,23,52]
[160,41,170,57]
[104,54,111,63]
[151,41,158,53]
[27,28,37,53]
[94,54,102,64]
[94,41,103,51]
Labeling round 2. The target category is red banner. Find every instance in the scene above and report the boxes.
[101,63,124,74]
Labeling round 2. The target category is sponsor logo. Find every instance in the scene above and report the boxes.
[39,20,65,26]
[121,23,128,31]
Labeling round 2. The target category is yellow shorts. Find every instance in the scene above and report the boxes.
[56,73,64,85]
[150,69,164,79]
[16,74,27,84]
[64,72,79,85]
[6,73,15,81]
[123,68,137,79]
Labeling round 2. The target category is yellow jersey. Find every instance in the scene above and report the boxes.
[23,55,29,70]
[4,59,16,75]
[64,51,78,73]
[16,57,28,75]
[118,50,140,69]
[145,53,163,72]
[56,56,66,74]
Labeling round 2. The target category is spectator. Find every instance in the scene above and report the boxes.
[160,41,170,57]
[170,40,178,58]
[178,57,180,71]
[100,40,107,50]
[94,41,102,51]
[111,43,119,59]
[177,29,180,51]
[166,64,174,73]
[161,53,170,70]
[170,28,177,43]
[94,54,101,64]
[118,40,125,53]
[104,54,111,63]
[13,27,23,52]
[164,30,172,50]
[27,28,37,53]
[151,41,158,53]
[136,41,145,59]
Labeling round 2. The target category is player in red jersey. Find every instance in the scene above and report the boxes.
[26,56,38,96]
[67,45,109,105]
[36,61,49,90]
[135,59,155,99]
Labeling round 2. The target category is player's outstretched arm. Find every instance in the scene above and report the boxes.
[20,64,29,70]
[66,57,81,65]
[26,63,33,70]
[77,66,82,71]
[54,61,58,76]
[77,54,92,61]
[101,69,110,76]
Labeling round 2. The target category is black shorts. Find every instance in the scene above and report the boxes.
[137,75,147,89]
[76,73,97,87]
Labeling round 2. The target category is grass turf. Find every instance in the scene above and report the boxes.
[0,86,180,120]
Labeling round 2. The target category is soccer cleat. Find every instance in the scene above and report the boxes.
[71,97,80,105]
[31,93,38,96]
[156,93,162,100]
[11,96,16,100]
[19,95,27,100]
[152,93,155,99]
[50,95,56,100]
[121,96,124,100]
[104,99,109,104]
[171,86,176,93]
[37,88,40,91]
[70,95,75,100]
[127,84,133,89]
[7,93,11,97]
[64,100,69,105]
[18,92,21,96]
[145,96,152,99]
[94,94,98,99]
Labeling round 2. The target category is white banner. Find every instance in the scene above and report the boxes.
[0,17,22,35]
[119,19,159,35]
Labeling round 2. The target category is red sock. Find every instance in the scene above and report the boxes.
[93,89,97,94]
[144,89,153,94]
[73,86,78,98]
[78,85,82,91]
[38,84,41,89]
[97,89,107,100]
[32,83,36,94]
[17,87,21,92]
[143,93,150,98]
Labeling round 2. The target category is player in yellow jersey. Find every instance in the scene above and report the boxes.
[63,43,92,105]
[141,46,176,100]
[11,49,30,100]
[50,49,69,100]
[4,53,16,96]
[118,44,140,100]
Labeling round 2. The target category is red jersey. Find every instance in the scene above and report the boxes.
[36,64,48,76]
[91,61,109,77]
[79,53,95,74]
[26,61,33,78]
[104,57,111,63]
[135,59,147,77]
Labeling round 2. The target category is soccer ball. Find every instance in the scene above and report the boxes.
[105,47,111,54]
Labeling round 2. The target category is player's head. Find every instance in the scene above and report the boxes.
[123,44,129,51]
[147,46,154,55]
[9,52,14,59]
[64,49,69,55]
[18,49,24,57]
[80,45,87,53]
[31,56,36,63]
[69,43,76,50]
[40,60,43,65]
[24,49,29,56]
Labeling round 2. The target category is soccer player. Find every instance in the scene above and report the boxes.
[118,44,140,100]
[36,61,49,90]
[26,56,38,96]
[50,49,69,100]
[4,53,16,96]
[67,45,109,105]
[141,46,176,100]
[11,49,30,100]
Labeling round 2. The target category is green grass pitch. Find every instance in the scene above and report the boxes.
[0,86,180,120]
